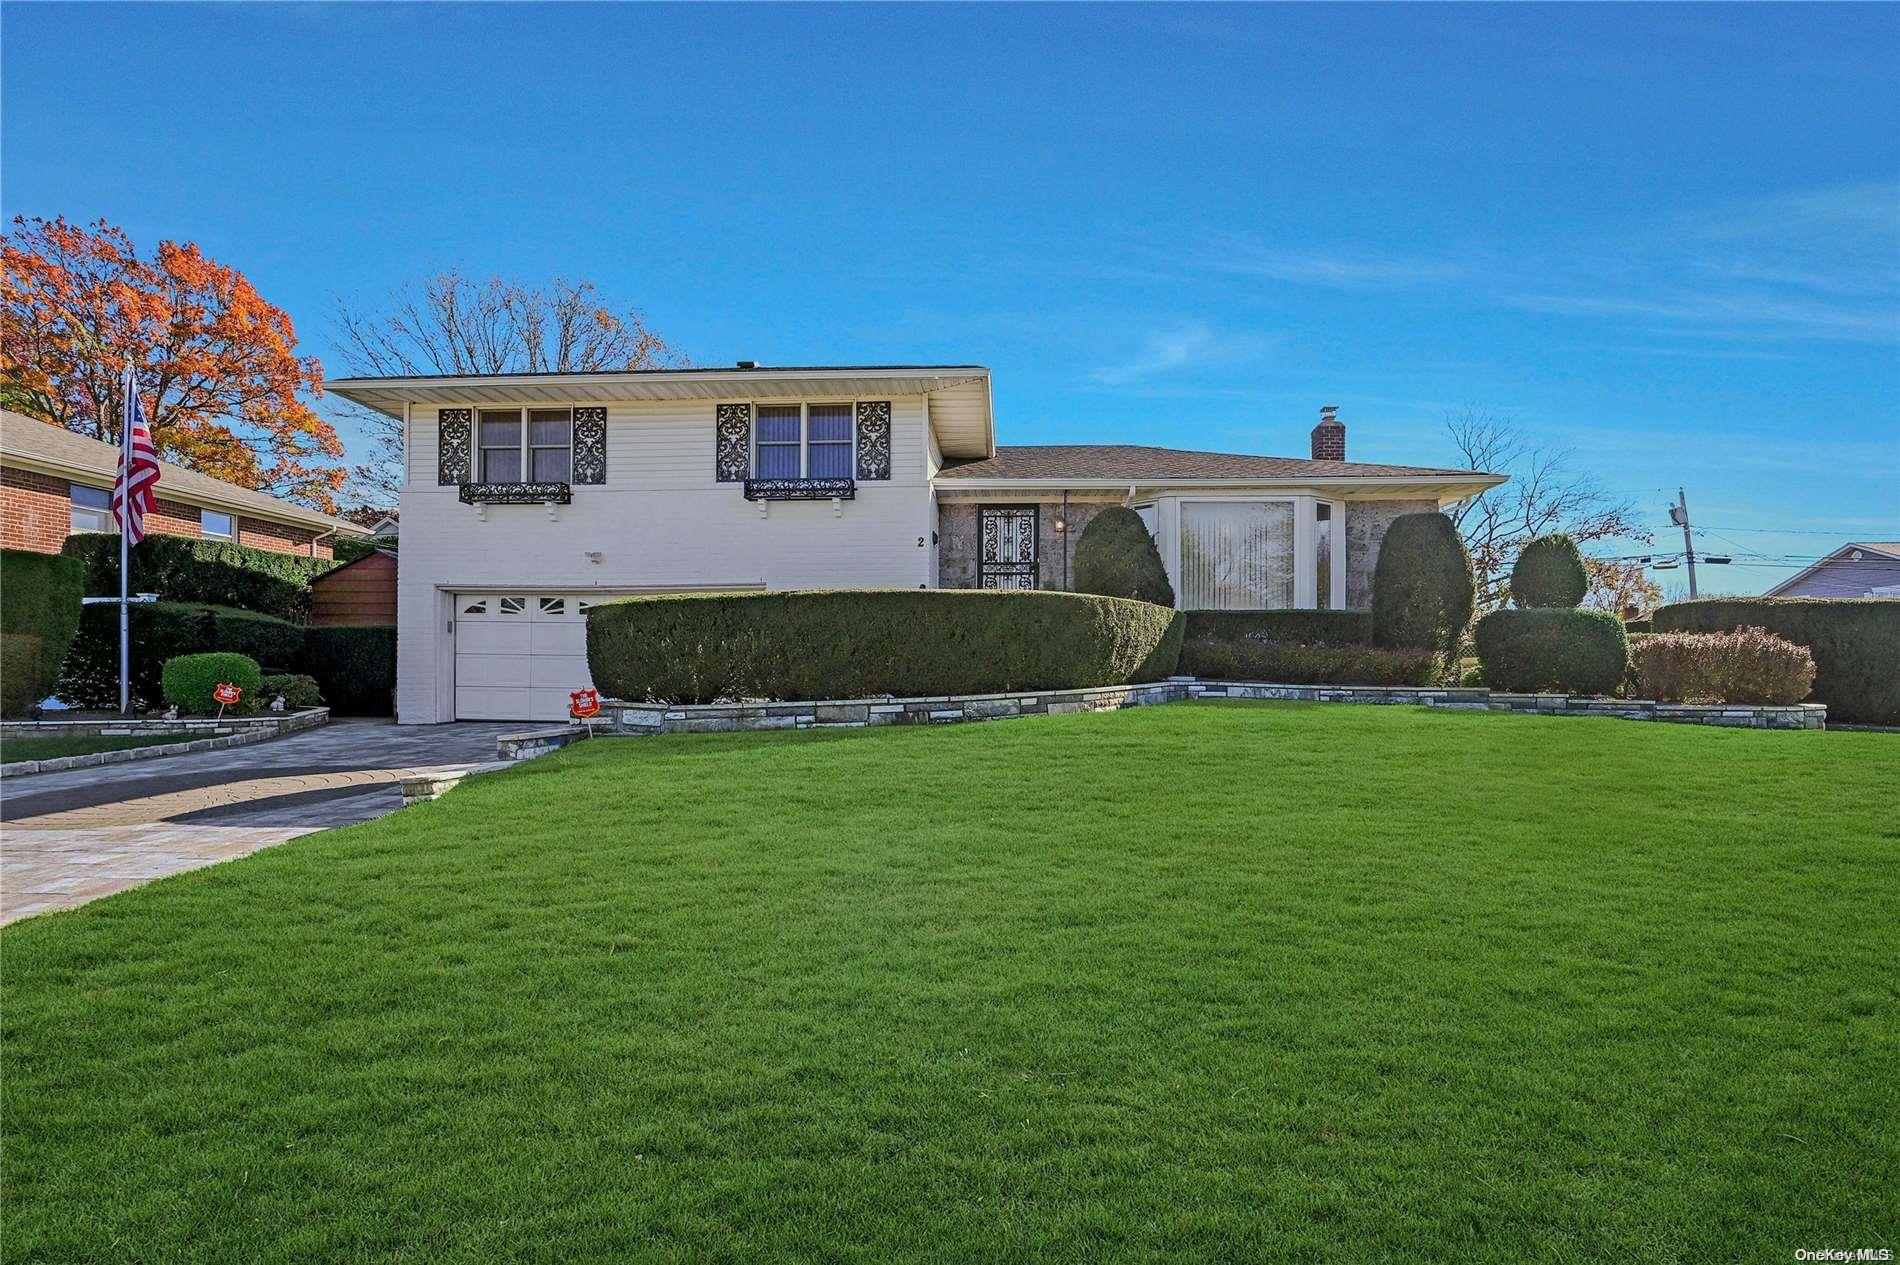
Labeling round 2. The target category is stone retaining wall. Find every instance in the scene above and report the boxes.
[0,708,331,776]
[597,681,1825,737]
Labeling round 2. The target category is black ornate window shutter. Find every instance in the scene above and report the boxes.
[438,408,471,485]
[855,401,892,481]
[715,403,752,482]
[572,406,607,484]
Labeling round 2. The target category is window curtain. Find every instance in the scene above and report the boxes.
[1180,501,1295,609]
[755,405,802,478]
[807,404,853,478]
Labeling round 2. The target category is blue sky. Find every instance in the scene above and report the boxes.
[4,2,1895,591]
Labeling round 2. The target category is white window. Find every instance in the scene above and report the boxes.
[753,403,854,479]
[69,484,111,533]
[478,408,573,484]
[201,510,235,541]
[1181,502,1296,610]
[1167,497,1346,611]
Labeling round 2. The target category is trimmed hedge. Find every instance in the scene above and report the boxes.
[1653,598,1899,724]
[1510,534,1588,608]
[57,602,306,711]
[62,533,336,622]
[1184,610,1373,647]
[2,633,47,717]
[1474,608,1630,696]
[304,626,396,716]
[1073,507,1174,607]
[162,652,262,715]
[1629,627,1815,705]
[0,549,84,715]
[587,589,1185,704]
[1371,513,1475,661]
[261,673,326,710]
[1181,637,1439,686]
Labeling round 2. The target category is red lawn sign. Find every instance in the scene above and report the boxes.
[570,688,601,720]
[213,682,242,720]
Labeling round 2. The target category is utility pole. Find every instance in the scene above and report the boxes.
[1669,488,1698,598]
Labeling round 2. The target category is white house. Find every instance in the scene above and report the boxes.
[329,364,1505,723]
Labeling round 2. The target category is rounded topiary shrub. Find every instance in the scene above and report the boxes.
[1511,534,1589,608]
[587,589,1185,704]
[1653,598,1899,725]
[161,652,262,714]
[1473,609,1629,696]
[1072,507,1174,607]
[1371,512,1476,660]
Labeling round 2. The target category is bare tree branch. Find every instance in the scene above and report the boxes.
[329,272,689,505]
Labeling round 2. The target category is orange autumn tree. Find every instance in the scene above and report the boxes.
[1,215,345,511]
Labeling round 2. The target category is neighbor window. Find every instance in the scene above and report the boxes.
[69,484,111,533]
[752,403,855,479]
[201,510,235,541]
[477,407,573,484]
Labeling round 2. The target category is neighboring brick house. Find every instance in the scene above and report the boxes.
[0,409,365,559]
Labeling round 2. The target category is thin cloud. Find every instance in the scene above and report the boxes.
[1089,323,1271,386]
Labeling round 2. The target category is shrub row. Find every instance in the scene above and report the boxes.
[1180,637,1440,686]
[303,627,397,716]
[57,603,393,715]
[1628,627,1816,706]
[587,589,1185,704]
[1183,610,1373,647]
[1653,598,1898,725]
[1473,608,1629,696]
[0,549,85,716]
[61,533,337,622]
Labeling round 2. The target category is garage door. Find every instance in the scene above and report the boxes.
[454,593,600,721]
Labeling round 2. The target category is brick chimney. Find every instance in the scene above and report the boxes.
[1311,405,1345,461]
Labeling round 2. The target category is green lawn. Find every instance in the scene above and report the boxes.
[4,703,1895,1262]
[0,732,195,762]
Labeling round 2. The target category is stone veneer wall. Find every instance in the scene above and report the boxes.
[598,681,1824,736]
[937,499,1116,591]
[1344,499,1441,611]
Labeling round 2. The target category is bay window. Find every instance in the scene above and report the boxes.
[1163,496,1346,610]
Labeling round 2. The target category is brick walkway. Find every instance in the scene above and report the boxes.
[1,720,522,925]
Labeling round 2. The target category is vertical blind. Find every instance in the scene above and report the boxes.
[755,405,802,478]
[1180,501,1295,609]
[807,404,853,478]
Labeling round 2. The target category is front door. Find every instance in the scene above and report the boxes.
[979,506,1039,589]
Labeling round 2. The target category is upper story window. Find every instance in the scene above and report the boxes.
[753,402,854,479]
[70,484,111,533]
[201,510,235,541]
[477,408,573,484]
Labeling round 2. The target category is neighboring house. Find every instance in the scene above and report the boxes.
[328,365,1505,722]
[309,548,399,626]
[1762,542,1900,597]
[0,409,366,559]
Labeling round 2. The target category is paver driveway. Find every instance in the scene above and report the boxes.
[0,719,522,925]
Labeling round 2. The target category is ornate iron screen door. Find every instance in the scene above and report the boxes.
[979,506,1039,589]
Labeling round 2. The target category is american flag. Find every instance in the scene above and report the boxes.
[110,366,160,545]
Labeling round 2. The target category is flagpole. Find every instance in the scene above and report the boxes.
[119,362,132,716]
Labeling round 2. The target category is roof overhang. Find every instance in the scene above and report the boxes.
[328,366,996,459]
[933,473,1508,503]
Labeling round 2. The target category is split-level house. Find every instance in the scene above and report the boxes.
[328,365,1505,722]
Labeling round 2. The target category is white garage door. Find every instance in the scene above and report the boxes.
[454,593,600,721]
